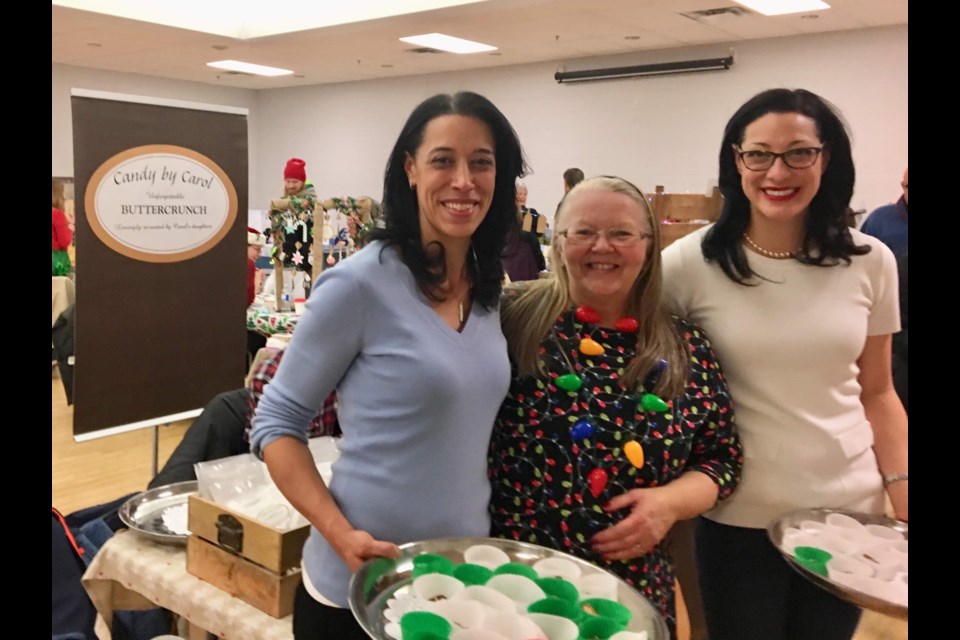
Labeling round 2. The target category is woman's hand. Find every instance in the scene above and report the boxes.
[326,526,402,573]
[591,487,678,562]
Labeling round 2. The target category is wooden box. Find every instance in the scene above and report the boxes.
[650,185,723,249]
[187,494,309,574]
[186,535,300,618]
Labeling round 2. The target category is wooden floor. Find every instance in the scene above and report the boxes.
[51,372,906,639]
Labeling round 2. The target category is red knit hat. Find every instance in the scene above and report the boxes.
[284,158,307,182]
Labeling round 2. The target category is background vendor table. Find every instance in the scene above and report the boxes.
[82,530,293,640]
[247,306,301,336]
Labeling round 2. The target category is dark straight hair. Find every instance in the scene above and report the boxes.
[703,88,870,285]
[369,91,529,309]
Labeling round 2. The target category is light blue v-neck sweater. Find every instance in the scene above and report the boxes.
[250,241,510,606]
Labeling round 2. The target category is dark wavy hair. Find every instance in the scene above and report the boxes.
[368,92,529,309]
[703,88,870,284]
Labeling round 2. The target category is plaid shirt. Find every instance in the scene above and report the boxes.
[245,349,341,442]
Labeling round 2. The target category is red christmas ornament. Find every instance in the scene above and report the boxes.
[615,317,639,333]
[587,468,609,498]
[575,306,602,324]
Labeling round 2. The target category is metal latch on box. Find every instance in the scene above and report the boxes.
[216,514,244,553]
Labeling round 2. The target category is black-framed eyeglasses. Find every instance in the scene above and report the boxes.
[735,146,824,171]
[558,228,654,247]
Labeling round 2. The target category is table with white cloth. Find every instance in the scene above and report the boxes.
[82,530,293,640]
[52,275,75,327]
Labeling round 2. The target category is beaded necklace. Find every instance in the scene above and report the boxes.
[549,305,669,497]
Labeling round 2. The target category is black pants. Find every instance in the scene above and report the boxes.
[293,582,367,640]
[695,517,861,640]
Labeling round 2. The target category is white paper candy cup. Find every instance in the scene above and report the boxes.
[532,557,582,582]
[482,612,548,639]
[781,529,822,555]
[485,574,547,610]
[456,585,519,613]
[528,613,580,640]
[450,630,511,640]
[609,632,650,640]
[427,599,489,631]
[412,573,465,603]
[578,572,619,601]
[798,520,828,533]
[860,545,908,570]
[864,523,904,541]
[814,532,859,557]
[384,621,402,640]
[826,555,875,581]
[825,513,867,532]
[464,544,512,570]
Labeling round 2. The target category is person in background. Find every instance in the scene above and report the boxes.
[490,176,743,639]
[860,167,908,258]
[661,88,907,640]
[563,166,585,192]
[247,227,267,306]
[246,227,269,367]
[270,158,318,271]
[53,179,73,276]
[251,91,528,639]
[502,180,546,281]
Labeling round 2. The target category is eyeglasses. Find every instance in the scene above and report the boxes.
[735,146,824,171]
[558,228,654,247]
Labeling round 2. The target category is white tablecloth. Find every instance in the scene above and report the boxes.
[82,530,293,640]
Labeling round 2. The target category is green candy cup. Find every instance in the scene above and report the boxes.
[536,576,581,604]
[452,562,493,586]
[492,561,540,581]
[794,546,832,577]
[527,596,584,622]
[579,597,632,626]
[578,615,627,639]
[399,611,451,639]
[411,553,455,578]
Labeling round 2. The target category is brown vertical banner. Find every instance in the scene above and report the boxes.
[71,91,248,437]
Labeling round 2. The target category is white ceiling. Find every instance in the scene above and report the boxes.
[52,0,908,90]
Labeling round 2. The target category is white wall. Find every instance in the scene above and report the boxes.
[253,25,907,218]
[52,64,260,186]
[53,25,907,220]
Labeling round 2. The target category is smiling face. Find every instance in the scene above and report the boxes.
[736,111,828,226]
[557,188,654,314]
[404,114,496,248]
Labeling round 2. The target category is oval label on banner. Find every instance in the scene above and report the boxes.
[85,144,238,263]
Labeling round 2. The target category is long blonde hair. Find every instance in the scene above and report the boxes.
[500,176,687,398]
[52,179,65,210]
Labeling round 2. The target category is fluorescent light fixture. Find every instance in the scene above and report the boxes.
[53,1,490,39]
[206,60,293,77]
[734,0,830,16]
[555,56,734,84]
[399,33,497,54]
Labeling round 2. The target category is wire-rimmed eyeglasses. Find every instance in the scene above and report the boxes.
[558,228,654,247]
[735,146,824,171]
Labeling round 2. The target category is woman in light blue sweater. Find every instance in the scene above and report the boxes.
[250,91,529,639]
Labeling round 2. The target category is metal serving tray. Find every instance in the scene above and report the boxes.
[118,480,199,545]
[767,508,908,619]
[349,536,669,639]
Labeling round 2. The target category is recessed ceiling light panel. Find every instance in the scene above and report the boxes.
[206,60,293,76]
[734,1,830,16]
[399,33,497,54]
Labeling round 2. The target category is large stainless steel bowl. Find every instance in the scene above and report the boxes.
[118,480,199,545]
[349,536,669,639]
[767,508,907,619]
